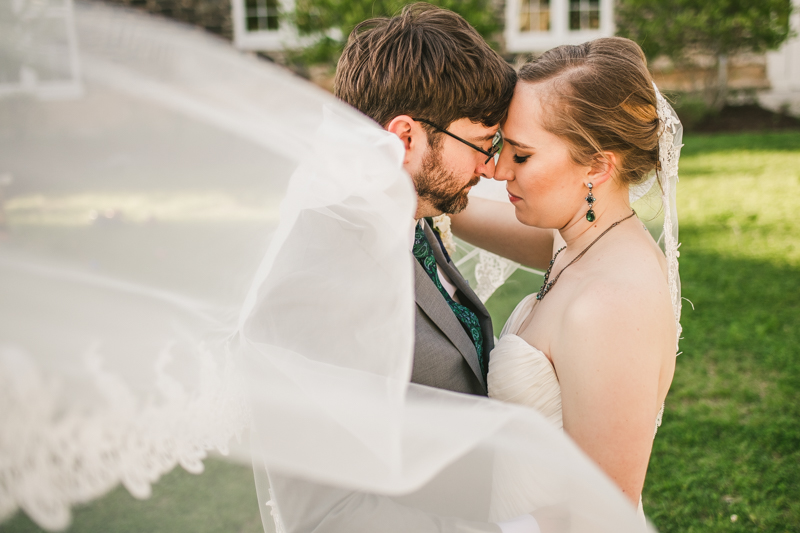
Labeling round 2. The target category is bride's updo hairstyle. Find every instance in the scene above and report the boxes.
[519,37,659,186]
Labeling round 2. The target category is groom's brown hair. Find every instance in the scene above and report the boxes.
[335,3,515,134]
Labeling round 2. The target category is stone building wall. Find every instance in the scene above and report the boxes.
[650,53,771,95]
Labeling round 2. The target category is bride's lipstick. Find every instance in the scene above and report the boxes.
[507,190,522,203]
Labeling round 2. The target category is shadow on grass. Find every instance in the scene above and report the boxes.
[645,238,800,532]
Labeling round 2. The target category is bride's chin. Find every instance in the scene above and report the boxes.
[512,207,539,228]
[516,211,559,230]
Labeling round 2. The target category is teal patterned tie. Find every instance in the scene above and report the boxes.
[413,223,486,379]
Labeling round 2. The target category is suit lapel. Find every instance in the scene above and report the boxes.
[415,221,487,390]
[433,250,494,360]
[423,223,490,322]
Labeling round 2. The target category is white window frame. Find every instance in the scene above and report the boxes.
[0,0,83,100]
[505,0,615,53]
[232,0,300,51]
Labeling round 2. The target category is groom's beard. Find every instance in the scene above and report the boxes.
[413,147,479,215]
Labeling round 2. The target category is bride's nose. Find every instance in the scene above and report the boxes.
[493,150,513,182]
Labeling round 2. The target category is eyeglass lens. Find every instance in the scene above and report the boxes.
[486,132,503,164]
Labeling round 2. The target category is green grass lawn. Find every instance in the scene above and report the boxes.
[0,458,267,533]
[2,130,799,533]
[642,131,800,532]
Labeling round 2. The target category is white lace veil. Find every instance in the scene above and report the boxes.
[623,85,683,349]
[1,3,658,532]
[653,88,684,349]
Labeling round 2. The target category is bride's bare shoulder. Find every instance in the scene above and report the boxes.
[558,238,676,357]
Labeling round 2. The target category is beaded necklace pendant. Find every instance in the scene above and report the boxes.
[536,246,566,300]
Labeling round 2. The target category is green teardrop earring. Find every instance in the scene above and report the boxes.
[585,183,596,222]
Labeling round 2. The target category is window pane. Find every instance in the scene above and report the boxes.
[519,0,550,33]
[538,7,550,31]
[589,8,599,29]
[569,0,601,31]
[245,0,279,32]
[520,11,531,32]
[569,2,580,30]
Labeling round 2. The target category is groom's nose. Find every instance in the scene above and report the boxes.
[478,155,496,179]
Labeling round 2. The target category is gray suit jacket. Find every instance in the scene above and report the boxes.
[412,219,494,396]
[268,219,498,533]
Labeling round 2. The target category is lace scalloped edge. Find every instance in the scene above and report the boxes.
[655,88,684,353]
[0,342,251,531]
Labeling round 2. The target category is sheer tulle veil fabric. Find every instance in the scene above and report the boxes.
[1,3,655,532]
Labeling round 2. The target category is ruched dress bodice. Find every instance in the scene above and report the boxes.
[488,294,562,429]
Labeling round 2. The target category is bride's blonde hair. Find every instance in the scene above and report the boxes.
[519,37,660,186]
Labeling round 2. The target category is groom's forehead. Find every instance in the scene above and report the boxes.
[448,119,499,140]
[471,131,499,142]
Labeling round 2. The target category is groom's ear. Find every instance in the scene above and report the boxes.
[386,115,425,167]
[587,151,618,187]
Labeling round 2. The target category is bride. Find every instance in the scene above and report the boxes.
[452,37,681,517]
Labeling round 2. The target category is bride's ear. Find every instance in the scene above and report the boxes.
[586,151,618,187]
[386,115,425,168]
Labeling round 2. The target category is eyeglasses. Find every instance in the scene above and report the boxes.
[413,118,503,165]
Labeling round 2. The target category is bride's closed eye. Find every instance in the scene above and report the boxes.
[513,154,531,164]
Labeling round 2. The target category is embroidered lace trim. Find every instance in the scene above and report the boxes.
[267,485,287,533]
[652,86,683,439]
[655,87,684,352]
[0,344,249,531]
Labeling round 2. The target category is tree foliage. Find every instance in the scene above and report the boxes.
[288,0,501,66]
[617,0,794,108]
[616,0,794,61]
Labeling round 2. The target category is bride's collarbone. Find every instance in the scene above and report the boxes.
[553,232,667,295]
[515,286,579,365]
[516,253,661,365]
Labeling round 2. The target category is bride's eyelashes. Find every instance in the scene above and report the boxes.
[513,154,531,164]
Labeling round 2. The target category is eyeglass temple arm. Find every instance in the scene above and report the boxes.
[413,118,496,163]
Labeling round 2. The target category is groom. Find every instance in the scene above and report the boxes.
[335,3,514,396]
[267,5,539,533]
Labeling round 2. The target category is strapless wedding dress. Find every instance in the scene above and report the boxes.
[487,294,648,523]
